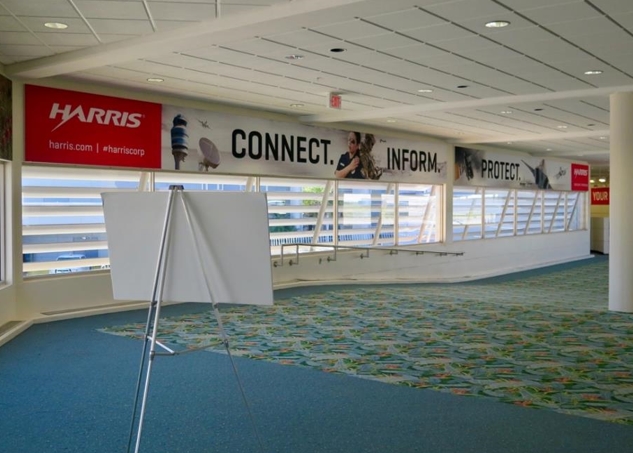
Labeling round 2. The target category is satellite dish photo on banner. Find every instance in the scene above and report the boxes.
[101,191,273,306]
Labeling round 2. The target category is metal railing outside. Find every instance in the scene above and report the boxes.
[273,243,464,267]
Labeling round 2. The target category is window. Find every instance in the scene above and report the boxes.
[22,165,141,277]
[21,164,444,276]
[453,186,587,242]
[453,187,482,241]
[260,178,334,255]
[398,183,440,244]
[337,181,394,247]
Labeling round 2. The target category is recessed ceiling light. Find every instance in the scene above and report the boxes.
[44,22,68,29]
[387,119,397,123]
[598,178,606,183]
[557,125,568,129]
[330,48,346,53]
[485,20,510,28]
[506,142,513,144]
[290,103,304,108]
[584,70,603,75]
[599,136,607,139]
[546,148,553,151]
[146,77,164,83]
[417,89,434,93]
[500,110,512,114]
[590,179,595,183]
[285,54,304,60]
[457,85,469,89]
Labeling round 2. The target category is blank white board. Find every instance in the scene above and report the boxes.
[101,191,273,306]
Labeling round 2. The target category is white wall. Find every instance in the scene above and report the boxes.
[272,231,591,286]
[0,287,16,324]
[9,230,590,321]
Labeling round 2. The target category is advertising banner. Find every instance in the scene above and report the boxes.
[591,187,609,205]
[23,85,450,184]
[25,85,162,169]
[161,104,450,184]
[455,146,589,191]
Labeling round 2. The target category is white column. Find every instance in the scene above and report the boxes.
[608,92,633,312]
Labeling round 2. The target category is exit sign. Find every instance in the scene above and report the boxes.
[328,93,342,109]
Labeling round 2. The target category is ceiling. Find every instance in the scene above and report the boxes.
[2,0,632,177]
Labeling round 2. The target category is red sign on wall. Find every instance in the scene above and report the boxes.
[25,85,161,169]
[570,163,590,191]
[591,187,609,205]
[328,93,342,109]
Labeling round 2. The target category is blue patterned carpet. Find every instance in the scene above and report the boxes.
[101,256,633,424]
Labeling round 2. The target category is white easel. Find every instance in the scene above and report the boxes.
[101,187,273,453]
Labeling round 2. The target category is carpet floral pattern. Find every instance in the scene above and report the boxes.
[101,258,633,424]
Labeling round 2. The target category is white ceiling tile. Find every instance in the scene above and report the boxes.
[154,20,198,32]
[520,2,602,26]
[455,84,517,98]
[146,3,216,21]
[0,43,53,57]
[582,72,633,86]
[405,24,475,43]
[349,32,417,51]
[487,57,549,74]
[612,12,633,30]
[18,17,93,34]
[312,19,389,40]
[0,0,77,17]
[496,82,559,95]
[433,36,500,53]
[217,1,290,6]
[87,19,155,35]
[36,32,100,46]
[100,34,139,44]
[485,26,553,47]
[460,45,524,63]
[334,50,396,66]
[551,57,606,73]
[383,44,446,60]
[266,29,334,49]
[0,31,41,45]
[212,38,286,56]
[589,0,633,14]
[513,39,591,64]
[566,30,633,56]
[548,16,616,38]
[424,0,510,22]
[363,8,446,31]
[0,15,25,31]
[301,41,373,57]
[458,13,536,35]
[74,1,148,20]
[409,53,472,69]
[498,0,585,12]
[537,78,596,91]
[447,64,521,86]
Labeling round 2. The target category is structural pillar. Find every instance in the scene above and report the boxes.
[608,92,633,312]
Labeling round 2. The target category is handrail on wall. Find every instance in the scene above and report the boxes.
[272,243,464,267]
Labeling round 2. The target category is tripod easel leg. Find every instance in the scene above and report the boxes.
[127,187,179,453]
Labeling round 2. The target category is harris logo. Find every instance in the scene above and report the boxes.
[49,103,143,132]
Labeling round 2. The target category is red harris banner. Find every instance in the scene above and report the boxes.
[591,187,609,205]
[25,85,161,168]
[570,163,590,191]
